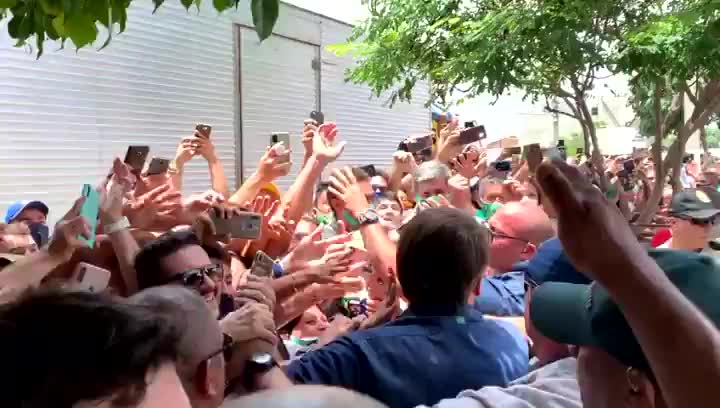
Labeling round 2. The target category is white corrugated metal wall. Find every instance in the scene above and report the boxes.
[0,0,429,226]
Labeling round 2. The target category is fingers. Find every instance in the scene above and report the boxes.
[66,216,91,240]
[319,232,352,247]
[332,167,351,187]
[308,224,325,241]
[536,161,585,216]
[66,196,86,219]
[265,199,281,218]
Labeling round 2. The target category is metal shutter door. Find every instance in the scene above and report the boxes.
[238,27,319,192]
[0,0,236,226]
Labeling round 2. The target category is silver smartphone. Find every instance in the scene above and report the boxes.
[250,250,274,278]
[210,211,262,240]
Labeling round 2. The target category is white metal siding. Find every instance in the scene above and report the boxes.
[238,28,319,192]
[0,0,429,225]
[0,0,237,226]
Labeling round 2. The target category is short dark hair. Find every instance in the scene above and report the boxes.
[397,208,489,309]
[0,288,182,407]
[373,191,403,213]
[135,230,200,289]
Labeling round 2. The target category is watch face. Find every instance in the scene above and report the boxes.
[251,352,273,365]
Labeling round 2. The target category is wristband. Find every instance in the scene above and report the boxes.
[103,217,130,235]
[272,261,284,279]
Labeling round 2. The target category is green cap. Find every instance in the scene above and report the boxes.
[530,249,720,371]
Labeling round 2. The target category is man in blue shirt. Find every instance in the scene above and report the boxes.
[287,208,529,407]
[475,202,554,316]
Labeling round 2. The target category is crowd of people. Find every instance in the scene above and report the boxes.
[1,116,719,408]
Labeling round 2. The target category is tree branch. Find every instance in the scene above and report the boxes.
[545,105,580,120]
[683,83,700,106]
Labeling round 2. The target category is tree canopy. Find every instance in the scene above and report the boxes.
[0,0,279,57]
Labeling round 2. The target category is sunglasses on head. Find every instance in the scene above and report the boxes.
[166,264,222,287]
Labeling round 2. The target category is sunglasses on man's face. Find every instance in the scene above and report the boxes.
[166,264,222,287]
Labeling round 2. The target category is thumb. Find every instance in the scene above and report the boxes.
[536,161,584,216]
[335,141,347,157]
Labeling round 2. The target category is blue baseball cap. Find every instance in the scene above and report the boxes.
[4,200,49,224]
[513,238,591,287]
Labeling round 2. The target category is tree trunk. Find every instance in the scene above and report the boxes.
[700,126,711,170]
[636,82,667,224]
[575,96,608,190]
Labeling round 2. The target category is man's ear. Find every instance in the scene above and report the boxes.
[521,243,537,259]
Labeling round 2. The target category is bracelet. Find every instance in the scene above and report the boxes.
[103,217,130,235]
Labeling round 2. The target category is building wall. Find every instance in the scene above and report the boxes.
[0,0,429,225]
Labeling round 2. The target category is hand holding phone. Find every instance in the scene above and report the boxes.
[458,126,486,145]
[270,133,291,163]
[79,184,100,247]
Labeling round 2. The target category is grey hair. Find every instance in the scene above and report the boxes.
[413,160,451,187]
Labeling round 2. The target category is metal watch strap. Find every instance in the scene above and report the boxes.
[357,208,379,225]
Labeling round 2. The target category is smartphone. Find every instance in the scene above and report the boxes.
[79,184,100,247]
[210,211,262,240]
[250,250,274,278]
[623,159,636,173]
[360,164,377,178]
[310,111,325,125]
[270,132,291,163]
[406,134,433,153]
[73,262,111,293]
[146,157,170,176]
[458,125,486,145]
[464,120,477,129]
[195,124,212,139]
[494,161,512,172]
[123,146,150,172]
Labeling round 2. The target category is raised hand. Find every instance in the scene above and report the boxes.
[535,159,645,278]
[393,151,418,174]
[48,197,91,260]
[302,119,318,158]
[313,122,347,165]
[124,184,183,229]
[257,145,292,182]
[284,224,352,273]
[328,167,370,216]
[436,122,463,163]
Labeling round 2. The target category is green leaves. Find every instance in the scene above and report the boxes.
[251,0,279,41]
[0,0,282,57]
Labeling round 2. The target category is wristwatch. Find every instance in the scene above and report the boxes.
[356,208,380,226]
[103,217,130,235]
[243,352,278,391]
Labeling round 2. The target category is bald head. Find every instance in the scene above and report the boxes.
[225,386,387,408]
[131,287,221,368]
[491,201,554,245]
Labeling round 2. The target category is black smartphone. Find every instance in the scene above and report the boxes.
[494,160,512,172]
[360,164,377,177]
[623,159,636,173]
[464,120,477,129]
[406,134,433,153]
[458,126,486,145]
[146,157,170,176]
[123,146,150,172]
[310,111,325,125]
[195,124,212,139]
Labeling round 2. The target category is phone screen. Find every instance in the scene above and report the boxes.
[79,184,100,247]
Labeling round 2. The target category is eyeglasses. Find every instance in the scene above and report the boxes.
[165,264,222,287]
[203,333,235,364]
[488,226,529,244]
